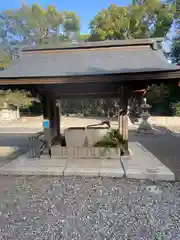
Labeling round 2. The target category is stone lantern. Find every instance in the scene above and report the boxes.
[137,98,153,134]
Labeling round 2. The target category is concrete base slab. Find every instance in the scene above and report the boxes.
[100,159,121,168]
[63,158,101,176]
[30,158,67,167]
[66,159,101,167]
[0,167,65,176]
[0,154,66,176]
[99,168,124,177]
[122,142,175,181]
[64,168,99,176]
[0,142,175,181]
[99,159,124,177]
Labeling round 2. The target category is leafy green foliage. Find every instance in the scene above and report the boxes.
[76,34,90,42]
[146,83,170,104]
[63,11,80,39]
[167,0,180,28]
[0,50,11,69]
[89,1,174,41]
[171,102,180,115]
[0,3,81,64]
[0,3,80,49]
[171,38,180,64]
[0,90,34,108]
[94,129,124,148]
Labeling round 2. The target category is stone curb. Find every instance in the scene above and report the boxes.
[0,167,125,178]
[0,153,125,178]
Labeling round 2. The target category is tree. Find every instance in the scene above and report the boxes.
[63,11,80,40]
[89,4,130,40]
[0,3,81,65]
[146,83,170,104]
[76,34,90,42]
[167,0,180,29]
[2,4,57,44]
[171,38,180,64]
[0,4,80,48]
[0,90,34,118]
[169,0,180,63]
[88,1,175,41]
[0,49,11,70]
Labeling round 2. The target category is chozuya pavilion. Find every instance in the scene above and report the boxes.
[0,38,179,156]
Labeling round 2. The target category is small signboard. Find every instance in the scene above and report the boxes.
[43,119,50,128]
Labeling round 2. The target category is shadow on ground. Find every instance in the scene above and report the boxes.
[129,126,180,180]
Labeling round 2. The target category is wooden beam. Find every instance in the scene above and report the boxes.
[22,45,149,55]
[118,86,129,155]
[0,70,180,85]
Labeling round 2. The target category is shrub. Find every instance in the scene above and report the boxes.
[171,102,180,116]
[93,129,124,148]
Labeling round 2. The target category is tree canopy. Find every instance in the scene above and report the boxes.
[0,3,81,67]
[0,4,80,45]
[89,0,175,41]
[171,38,180,64]
[0,90,34,109]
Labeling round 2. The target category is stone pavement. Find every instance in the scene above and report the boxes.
[129,131,180,180]
[0,142,174,181]
[122,142,175,181]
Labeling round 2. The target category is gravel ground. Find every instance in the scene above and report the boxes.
[0,176,179,240]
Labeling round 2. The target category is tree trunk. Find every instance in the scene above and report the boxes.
[16,106,20,119]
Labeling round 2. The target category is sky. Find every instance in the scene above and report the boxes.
[0,0,132,34]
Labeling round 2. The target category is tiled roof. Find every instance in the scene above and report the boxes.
[21,38,164,51]
[0,39,179,79]
[22,39,158,51]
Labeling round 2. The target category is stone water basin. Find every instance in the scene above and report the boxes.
[64,126,109,147]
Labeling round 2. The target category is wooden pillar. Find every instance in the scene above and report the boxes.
[48,99,53,133]
[42,94,49,119]
[57,100,62,136]
[41,94,52,156]
[49,98,57,139]
[56,105,60,138]
[119,86,129,155]
[42,94,57,139]
[118,87,123,137]
[50,98,61,140]
[118,110,123,137]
